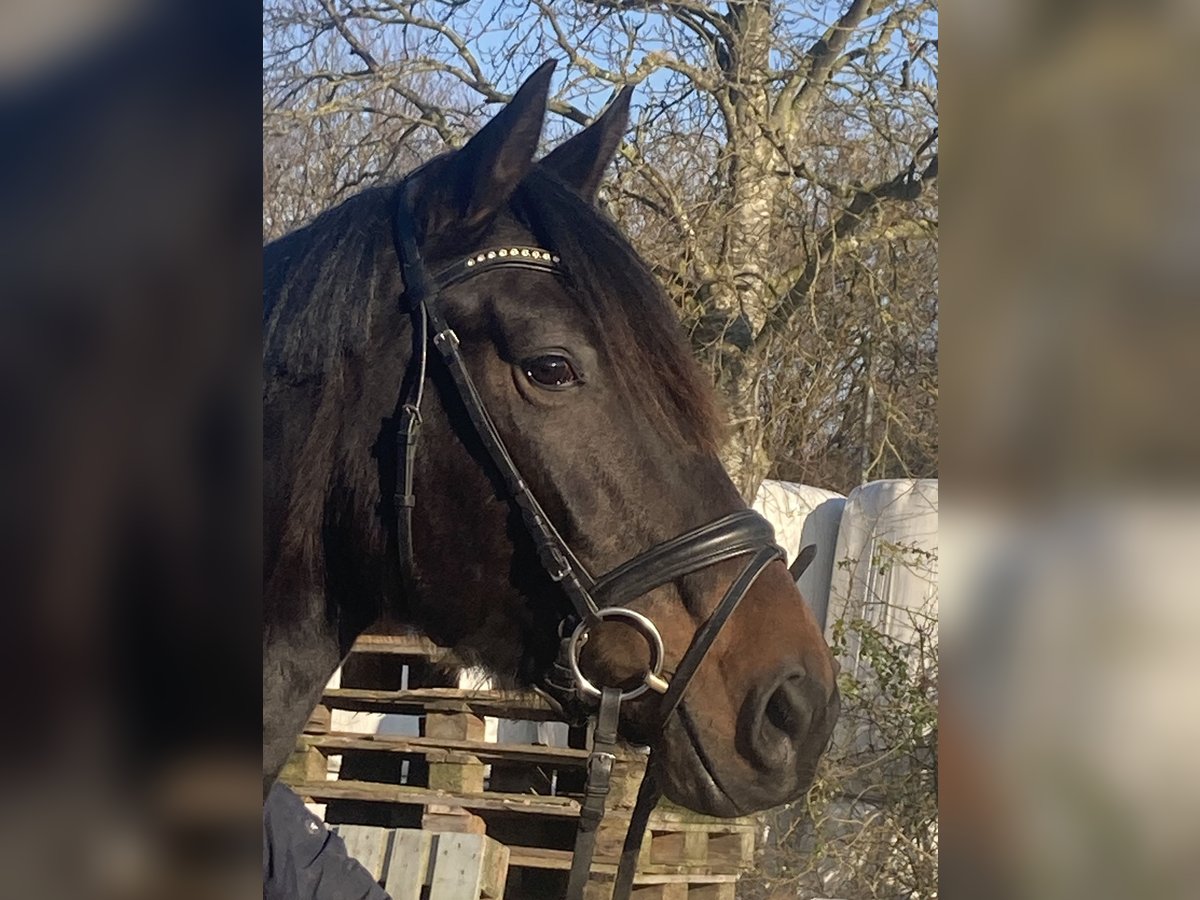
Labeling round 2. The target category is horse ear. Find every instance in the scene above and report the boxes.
[441,61,556,231]
[541,86,632,201]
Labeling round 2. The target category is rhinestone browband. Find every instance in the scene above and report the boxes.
[465,246,560,266]
[433,246,564,289]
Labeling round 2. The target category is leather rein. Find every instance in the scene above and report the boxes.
[389,183,788,899]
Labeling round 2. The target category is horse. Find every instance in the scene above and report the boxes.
[263,61,839,825]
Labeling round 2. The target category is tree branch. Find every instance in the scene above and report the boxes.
[760,142,937,345]
[777,0,879,120]
[317,0,379,71]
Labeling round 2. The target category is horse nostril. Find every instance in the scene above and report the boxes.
[764,673,812,741]
[765,678,806,738]
[745,667,816,772]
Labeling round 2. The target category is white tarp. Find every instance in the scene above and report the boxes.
[825,478,939,675]
[753,479,846,628]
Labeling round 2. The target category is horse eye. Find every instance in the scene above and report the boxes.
[524,355,580,388]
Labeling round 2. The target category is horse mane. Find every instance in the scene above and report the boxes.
[263,186,399,381]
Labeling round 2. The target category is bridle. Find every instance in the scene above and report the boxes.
[389,182,789,899]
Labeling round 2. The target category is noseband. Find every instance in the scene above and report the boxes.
[389,183,786,898]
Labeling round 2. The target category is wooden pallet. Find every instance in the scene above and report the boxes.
[291,779,754,872]
[285,635,755,898]
[598,820,756,874]
[613,806,757,872]
[334,825,508,900]
[313,680,597,831]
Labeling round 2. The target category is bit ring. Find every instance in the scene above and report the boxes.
[567,607,668,702]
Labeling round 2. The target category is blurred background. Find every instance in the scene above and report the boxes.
[1,1,261,898]
[942,2,1200,899]
[1,0,1198,897]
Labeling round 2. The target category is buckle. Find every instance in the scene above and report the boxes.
[399,404,422,441]
[545,546,571,582]
[587,750,615,778]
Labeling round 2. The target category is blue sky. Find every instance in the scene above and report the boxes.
[266,0,937,146]
[451,0,934,109]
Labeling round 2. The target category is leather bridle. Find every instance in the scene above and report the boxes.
[389,182,788,899]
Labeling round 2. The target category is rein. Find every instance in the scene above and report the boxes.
[390,183,787,899]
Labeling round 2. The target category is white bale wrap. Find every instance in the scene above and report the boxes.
[753,480,846,628]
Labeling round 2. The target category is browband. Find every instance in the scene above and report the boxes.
[434,245,563,289]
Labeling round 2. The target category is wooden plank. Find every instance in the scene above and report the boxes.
[643,830,708,866]
[683,831,709,865]
[504,847,740,881]
[351,634,447,656]
[706,830,754,868]
[322,687,562,721]
[383,830,431,900]
[289,783,752,872]
[649,832,687,866]
[596,818,652,869]
[286,779,580,817]
[651,800,757,826]
[688,884,736,900]
[645,807,758,829]
[303,730,595,766]
[426,710,486,792]
[280,746,327,783]
[630,884,688,899]
[427,757,485,792]
[427,833,486,899]
[336,825,389,880]
[477,835,510,899]
[640,819,756,833]
[305,704,331,734]
[504,845,580,870]
[609,758,649,808]
[423,804,486,834]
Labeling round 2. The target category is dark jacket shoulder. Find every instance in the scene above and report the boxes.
[263,783,391,900]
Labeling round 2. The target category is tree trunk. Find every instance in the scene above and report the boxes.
[713,0,788,499]
[722,385,772,501]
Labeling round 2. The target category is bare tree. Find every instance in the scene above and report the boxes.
[263,0,938,495]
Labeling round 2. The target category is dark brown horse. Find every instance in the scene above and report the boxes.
[263,62,838,818]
